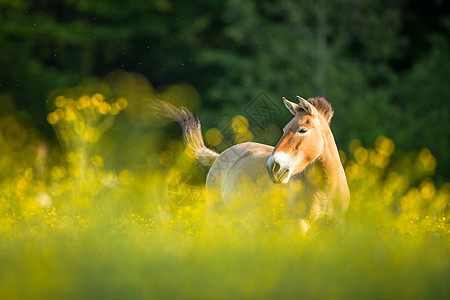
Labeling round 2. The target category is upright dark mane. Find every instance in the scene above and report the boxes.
[307,97,334,123]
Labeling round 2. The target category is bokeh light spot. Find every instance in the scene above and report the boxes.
[418,148,437,172]
[98,102,111,115]
[265,124,281,144]
[78,96,91,108]
[205,128,223,147]
[47,112,59,125]
[375,136,395,156]
[91,93,104,106]
[231,115,249,134]
[55,96,67,108]
[354,147,368,164]
[235,130,253,144]
[116,98,128,110]
[349,139,362,153]
[84,127,100,143]
[420,178,435,200]
[36,192,52,208]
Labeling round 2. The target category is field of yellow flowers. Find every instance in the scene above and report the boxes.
[0,73,448,299]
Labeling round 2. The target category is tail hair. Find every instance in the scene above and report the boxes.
[152,100,219,166]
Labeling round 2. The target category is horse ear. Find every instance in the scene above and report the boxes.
[283,97,301,115]
[297,96,316,116]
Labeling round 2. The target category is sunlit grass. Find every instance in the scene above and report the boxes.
[0,76,449,299]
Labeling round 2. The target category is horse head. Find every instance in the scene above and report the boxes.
[266,96,332,184]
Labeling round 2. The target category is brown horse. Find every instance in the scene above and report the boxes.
[156,96,349,233]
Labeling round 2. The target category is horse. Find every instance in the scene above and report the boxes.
[155,96,349,234]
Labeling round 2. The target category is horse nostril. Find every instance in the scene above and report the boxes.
[272,162,280,174]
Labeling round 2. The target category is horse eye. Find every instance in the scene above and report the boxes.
[297,127,308,135]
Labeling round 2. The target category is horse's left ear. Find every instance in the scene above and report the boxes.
[297,96,316,116]
[282,97,302,116]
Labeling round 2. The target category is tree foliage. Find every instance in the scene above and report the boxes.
[0,0,449,178]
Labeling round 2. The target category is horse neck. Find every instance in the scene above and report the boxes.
[317,124,347,193]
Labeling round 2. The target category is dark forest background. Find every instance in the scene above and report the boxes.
[0,0,449,179]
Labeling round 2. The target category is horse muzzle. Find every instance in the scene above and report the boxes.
[266,156,291,184]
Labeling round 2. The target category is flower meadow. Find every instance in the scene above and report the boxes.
[0,74,449,300]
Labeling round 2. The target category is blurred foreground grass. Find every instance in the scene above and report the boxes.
[0,75,449,299]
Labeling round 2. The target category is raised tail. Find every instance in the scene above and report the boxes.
[153,100,219,166]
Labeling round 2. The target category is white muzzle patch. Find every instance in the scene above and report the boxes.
[267,151,294,184]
